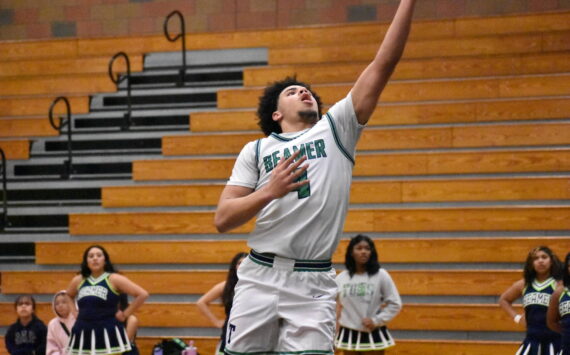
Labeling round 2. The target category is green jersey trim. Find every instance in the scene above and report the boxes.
[325,112,355,165]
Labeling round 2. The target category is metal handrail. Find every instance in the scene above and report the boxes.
[108,51,133,130]
[49,96,74,179]
[164,10,187,86]
[0,148,7,230]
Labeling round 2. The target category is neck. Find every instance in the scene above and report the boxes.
[535,273,550,282]
[280,121,313,134]
[355,264,367,274]
[90,270,104,278]
[19,315,32,326]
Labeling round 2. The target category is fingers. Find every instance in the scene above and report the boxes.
[276,149,304,171]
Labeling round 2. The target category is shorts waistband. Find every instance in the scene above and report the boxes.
[249,249,332,272]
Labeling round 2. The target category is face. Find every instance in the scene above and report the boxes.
[16,298,33,318]
[54,294,71,318]
[351,240,372,266]
[532,250,552,275]
[86,247,106,274]
[275,85,318,124]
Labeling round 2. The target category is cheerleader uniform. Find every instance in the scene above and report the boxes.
[517,277,561,355]
[335,269,402,352]
[68,272,131,355]
[558,287,570,355]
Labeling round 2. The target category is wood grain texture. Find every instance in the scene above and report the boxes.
[102,177,570,207]
[217,75,570,109]
[190,98,570,132]
[36,237,570,264]
[0,118,58,137]
[68,207,570,235]
[0,270,520,296]
[0,140,29,159]
[0,302,523,331]
[246,52,570,86]
[132,149,570,180]
[0,55,143,78]
[0,74,115,96]
[0,96,89,118]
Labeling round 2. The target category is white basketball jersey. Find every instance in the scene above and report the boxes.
[228,93,363,260]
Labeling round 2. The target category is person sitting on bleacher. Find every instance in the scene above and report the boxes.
[46,291,76,355]
[4,295,47,355]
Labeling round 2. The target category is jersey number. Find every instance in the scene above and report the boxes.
[295,170,310,199]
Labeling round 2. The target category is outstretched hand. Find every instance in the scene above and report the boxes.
[264,150,309,199]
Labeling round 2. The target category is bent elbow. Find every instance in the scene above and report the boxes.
[214,214,229,233]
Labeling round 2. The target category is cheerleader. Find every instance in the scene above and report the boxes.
[335,235,402,355]
[500,246,563,355]
[197,252,247,355]
[65,245,149,355]
[547,252,570,354]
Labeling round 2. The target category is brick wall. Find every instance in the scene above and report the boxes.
[0,0,569,41]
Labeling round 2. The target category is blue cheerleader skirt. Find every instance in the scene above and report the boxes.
[516,337,560,355]
[67,317,131,355]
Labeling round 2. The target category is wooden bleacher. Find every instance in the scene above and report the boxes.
[245,51,570,85]
[132,148,570,180]
[34,238,570,264]
[217,74,570,108]
[1,269,520,296]
[190,97,570,132]
[101,177,570,208]
[164,122,570,155]
[0,140,29,160]
[0,96,89,118]
[0,336,520,355]
[0,55,143,78]
[1,9,570,353]
[0,302,523,331]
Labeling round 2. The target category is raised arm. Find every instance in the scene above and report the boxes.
[351,0,417,125]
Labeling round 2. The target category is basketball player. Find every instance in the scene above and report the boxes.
[214,1,417,354]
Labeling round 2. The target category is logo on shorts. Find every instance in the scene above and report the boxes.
[227,323,237,344]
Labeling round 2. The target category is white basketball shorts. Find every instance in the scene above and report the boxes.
[224,250,337,355]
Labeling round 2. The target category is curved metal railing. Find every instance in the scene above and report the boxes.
[0,148,7,230]
[164,10,187,86]
[49,96,74,179]
[108,51,133,130]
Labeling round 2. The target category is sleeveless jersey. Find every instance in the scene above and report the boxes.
[523,277,559,340]
[228,93,363,260]
[76,272,120,321]
[559,287,570,348]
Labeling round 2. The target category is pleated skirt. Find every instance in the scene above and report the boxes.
[334,326,395,351]
[67,318,132,355]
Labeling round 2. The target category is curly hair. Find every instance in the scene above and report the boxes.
[345,234,380,278]
[523,246,563,285]
[256,76,323,136]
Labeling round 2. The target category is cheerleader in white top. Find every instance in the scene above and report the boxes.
[335,235,402,355]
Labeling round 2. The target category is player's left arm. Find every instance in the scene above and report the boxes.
[351,0,417,125]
